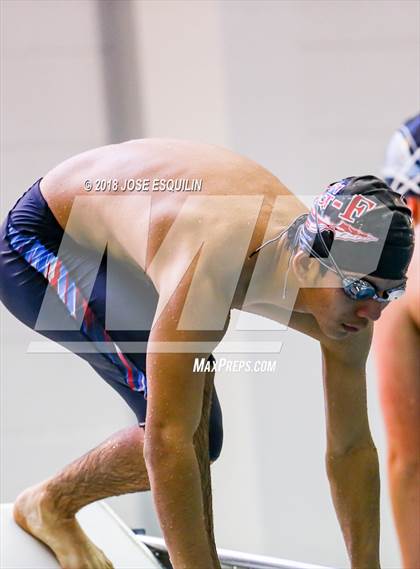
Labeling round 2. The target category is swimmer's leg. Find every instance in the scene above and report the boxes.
[14,369,218,569]
[193,369,219,566]
[376,314,420,569]
[13,425,147,569]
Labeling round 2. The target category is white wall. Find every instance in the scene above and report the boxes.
[1,1,418,567]
[0,0,108,204]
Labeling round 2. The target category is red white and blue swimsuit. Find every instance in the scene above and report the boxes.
[0,179,223,460]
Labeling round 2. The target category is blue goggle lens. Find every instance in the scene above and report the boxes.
[342,277,406,302]
[343,279,375,300]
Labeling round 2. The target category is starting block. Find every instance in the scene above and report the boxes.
[0,501,161,568]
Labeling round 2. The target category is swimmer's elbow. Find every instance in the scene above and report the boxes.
[143,427,193,466]
[326,438,377,462]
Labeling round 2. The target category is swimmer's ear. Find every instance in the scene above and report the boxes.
[292,250,323,285]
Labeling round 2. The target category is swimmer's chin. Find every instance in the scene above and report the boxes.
[320,324,358,341]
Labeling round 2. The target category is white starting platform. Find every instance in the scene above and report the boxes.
[0,501,161,569]
[1,501,336,569]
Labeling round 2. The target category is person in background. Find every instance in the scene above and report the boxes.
[374,114,420,569]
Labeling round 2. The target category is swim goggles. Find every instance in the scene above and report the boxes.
[341,275,406,302]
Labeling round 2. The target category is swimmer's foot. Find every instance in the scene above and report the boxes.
[13,484,114,569]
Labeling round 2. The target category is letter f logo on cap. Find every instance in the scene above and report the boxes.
[339,195,377,224]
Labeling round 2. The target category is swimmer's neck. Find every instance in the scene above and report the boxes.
[240,235,311,316]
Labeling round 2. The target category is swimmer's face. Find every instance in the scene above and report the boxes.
[309,271,406,340]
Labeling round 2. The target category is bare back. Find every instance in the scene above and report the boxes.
[40,139,307,300]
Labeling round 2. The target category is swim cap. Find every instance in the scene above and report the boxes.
[298,176,415,280]
[383,114,420,196]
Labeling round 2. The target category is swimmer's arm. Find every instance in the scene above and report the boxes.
[321,325,380,569]
[406,281,420,329]
[144,350,219,568]
[143,281,223,568]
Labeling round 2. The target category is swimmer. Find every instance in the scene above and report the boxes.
[374,114,420,569]
[0,139,415,569]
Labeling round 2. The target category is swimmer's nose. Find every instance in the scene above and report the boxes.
[355,299,386,322]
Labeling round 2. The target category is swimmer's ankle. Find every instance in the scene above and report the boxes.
[37,479,79,520]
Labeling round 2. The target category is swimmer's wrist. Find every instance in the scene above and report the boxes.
[145,442,216,567]
[350,553,380,569]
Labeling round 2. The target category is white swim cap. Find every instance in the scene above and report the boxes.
[383,114,420,196]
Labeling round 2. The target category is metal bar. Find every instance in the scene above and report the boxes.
[136,535,336,569]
